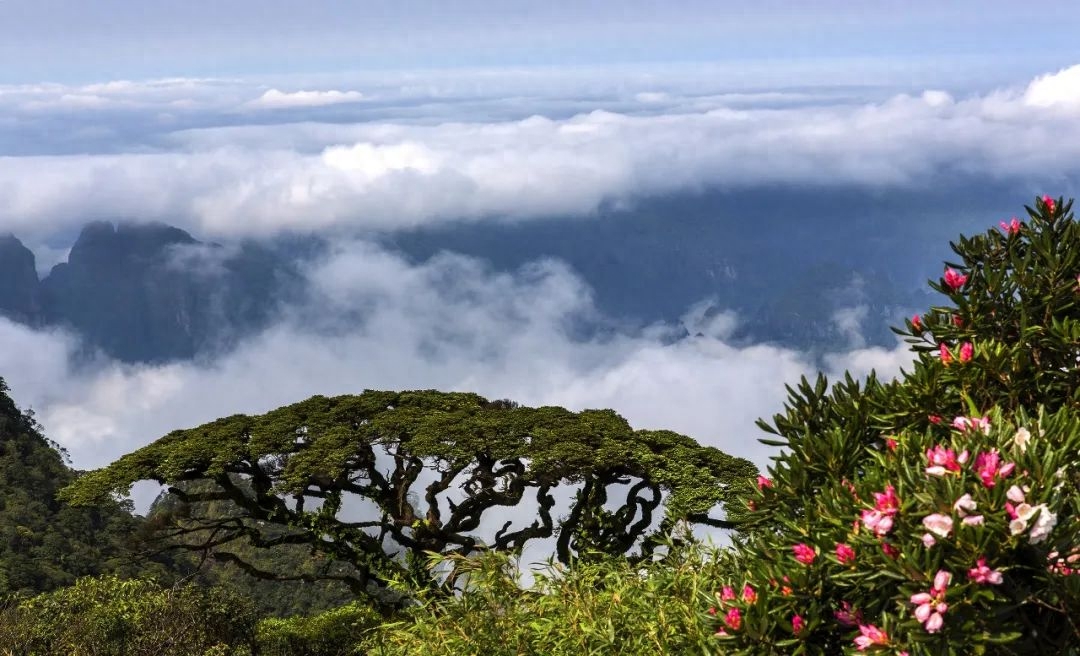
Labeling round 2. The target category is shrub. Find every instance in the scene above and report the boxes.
[256,601,382,656]
[373,547,727,655]
[710,197,1080,654]
[0,576,257,655]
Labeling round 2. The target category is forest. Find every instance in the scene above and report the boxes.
[0,196,1078,654]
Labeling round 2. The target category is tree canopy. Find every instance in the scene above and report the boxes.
[61,390,755,601]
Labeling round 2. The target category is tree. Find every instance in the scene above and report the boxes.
[0,378,171,597]
[709,197,1080,654]
[61,390,755,603]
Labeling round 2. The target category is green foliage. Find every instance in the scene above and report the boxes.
[256,601,382,656]
[147,480,356,617]
[0,575,257,655]
[372,545,726,656]
[0,378,173,597]
[182,548,356,618]
[61,391,754,603]
[714,197,1080,654]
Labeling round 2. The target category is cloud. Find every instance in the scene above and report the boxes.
[0,242,915,489]
[247,88,365,109]
[1,64,1080,240]
[1023,64,1080,108]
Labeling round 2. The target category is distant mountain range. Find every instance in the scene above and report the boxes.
[0,186,1017,363]
[0,222,307,362]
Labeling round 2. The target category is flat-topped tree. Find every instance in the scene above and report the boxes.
[61,390,755,602]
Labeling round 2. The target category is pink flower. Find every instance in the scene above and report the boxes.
[968,557,1004,585]
[910,570,951,633]
[922,513,953,538]
[939,343,952,365]
[742,585,757,603]
[792,614,805,634]
[1043,195,1056,213]
[958,341,973,363]
[911,314,923,333]
[792,543,816,565]
[881,543,900,559]
[926,445,961,476]
[885,437,898,452]
[756,475,773,490]
[943,268,968,291]
[928,414,942,425]
[953,314,964,327]
[834,601,862,627]
[921,533,936,548]
[861,485,901,537]
[836,543,856,565]
[874,485,900,514]
[724,607,742,630]
[854,624,889,650]
[720,586,736,602]
[974,450,1013,487]
[863,507,892,536]
[999,217,1021,235]
[961,515,984,526]
[952,415,991,434]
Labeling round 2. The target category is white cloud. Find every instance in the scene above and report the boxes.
[0,242,914,486]
[832,305,869,349]
[1,64,1079,239]
[1023,64,1080,108]
[247,88,365,109]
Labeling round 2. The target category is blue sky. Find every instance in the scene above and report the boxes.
[3,1,1080,82]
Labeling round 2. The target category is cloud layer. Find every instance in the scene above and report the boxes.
[1,63,1080,243]
[0,241,914,489]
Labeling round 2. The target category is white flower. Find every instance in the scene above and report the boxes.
[1015,503,1037,522]
[1028,504,1057,544]
[953,493,977,517]
[1006,485,1026,504]
[922,513,954,538]
[1009,518,1028,536]
[1012,427,1031,453]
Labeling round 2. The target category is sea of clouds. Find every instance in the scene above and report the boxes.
[3,62,1080,243]
[3,61,1080,502]
[0,241,914,516]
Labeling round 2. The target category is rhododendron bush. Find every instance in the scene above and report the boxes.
[712,197,1080,654]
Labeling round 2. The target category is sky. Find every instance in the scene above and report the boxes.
[3,1,1080,82]
[2,2,1080,516]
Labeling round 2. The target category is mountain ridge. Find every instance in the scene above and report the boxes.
[0,222,306,363]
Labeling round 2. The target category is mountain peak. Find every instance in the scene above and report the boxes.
[67,221,198,270]
[0,233,40,322]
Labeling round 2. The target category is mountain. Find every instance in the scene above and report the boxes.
[0,185,1019,362]
[384,186,1010,350]
[0,235,41,324]
[0,222,308,363]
